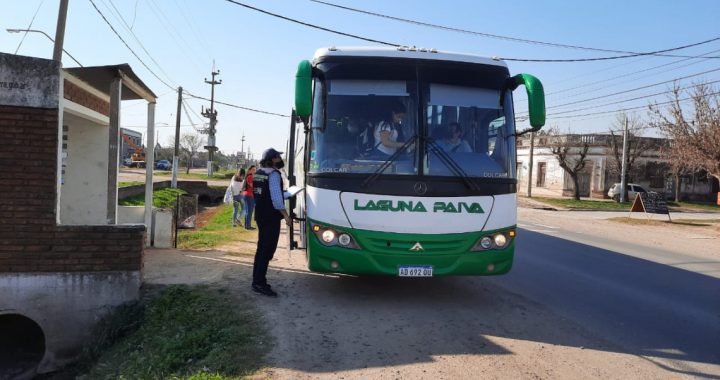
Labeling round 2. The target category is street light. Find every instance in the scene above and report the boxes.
[6,28,83,67]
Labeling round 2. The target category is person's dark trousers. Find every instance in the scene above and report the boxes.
[253,218,281,287]
[244,197,256,228]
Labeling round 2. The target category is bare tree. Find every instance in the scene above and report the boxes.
[649,82,720,193]
[179,132,204,174]
[607,112,651,183]
[548,129,590,200]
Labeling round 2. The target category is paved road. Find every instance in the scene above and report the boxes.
[147,207,720,378]
[493,212,720,377]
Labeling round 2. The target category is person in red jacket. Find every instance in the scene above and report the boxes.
[242,165,256,230]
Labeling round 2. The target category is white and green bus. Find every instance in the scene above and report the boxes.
[286,47,545,277]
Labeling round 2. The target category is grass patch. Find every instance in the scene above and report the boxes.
[608,217,720,227]
[528,196,720,212]
[159,170,236,181]
[178,204,254,249]
[80,285,269,379]
[666,201,720,212]
[119,188,188,208]
[530,197,631,210]
[119,181,144,188]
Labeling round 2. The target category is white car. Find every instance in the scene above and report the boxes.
[608,183,647,201]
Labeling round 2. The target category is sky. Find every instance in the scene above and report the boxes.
[2,0,719,159]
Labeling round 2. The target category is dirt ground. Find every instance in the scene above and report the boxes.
[144,204,719,379]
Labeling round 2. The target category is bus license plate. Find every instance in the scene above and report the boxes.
[398,266,433,277]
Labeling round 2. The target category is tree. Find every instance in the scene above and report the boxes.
[607,112,651,184]
[548,129,590,200]
[649,82,720,194]
[179,132,204,174]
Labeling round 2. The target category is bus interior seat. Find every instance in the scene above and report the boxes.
[427,151,503,176]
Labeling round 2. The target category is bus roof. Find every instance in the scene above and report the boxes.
[312,46,508,68]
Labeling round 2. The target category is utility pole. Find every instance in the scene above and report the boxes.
[201,69,221,177]
[240,133,246,169]
[241,133,246,156]
[53,0,69,63]
[620,116,629,203]
[527,132,535,198]
[172,86,182,188]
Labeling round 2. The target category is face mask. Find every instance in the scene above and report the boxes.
[275,160,285,169]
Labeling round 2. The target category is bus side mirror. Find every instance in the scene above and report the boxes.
[509,74,545,136]
[295,60,312,119]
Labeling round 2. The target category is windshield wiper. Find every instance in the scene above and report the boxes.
[361,135,418,188]
[424,136,480,191]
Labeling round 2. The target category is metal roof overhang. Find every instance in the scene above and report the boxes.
[65,64,158,103]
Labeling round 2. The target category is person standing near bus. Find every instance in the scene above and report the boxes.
[251,148,292,297]
[230,168,245,227]
[242,165,256,230]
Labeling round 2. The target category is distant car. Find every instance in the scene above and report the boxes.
[155,159,171,170]
[122,157,132,167]
[608,183,648,202]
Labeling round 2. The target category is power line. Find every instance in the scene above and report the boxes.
[146,0,210,66]
[548,91,720,119]
[103,0,178,87]
[222,0,399,46]
[310,0,720,62]
[525,46,720,101]
[183,91,290,117]
[89,0,290,119]
[501,37,720,62]
[14,0,45,54]
[546,78,720,117]
[518,67,720,114]
[177,0,216,59]
[88,0,175,90]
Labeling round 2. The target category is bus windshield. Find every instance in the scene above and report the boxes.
[425,84,515,178]
[308,60,515,179]
[309,79,418,175]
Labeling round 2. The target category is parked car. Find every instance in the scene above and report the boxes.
[608,183,647,202]
[155,159,171,171]
[122,157,132,167]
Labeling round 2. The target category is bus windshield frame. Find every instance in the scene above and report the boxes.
[308,59,516,181]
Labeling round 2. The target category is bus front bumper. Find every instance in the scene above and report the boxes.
[306,230,515,276]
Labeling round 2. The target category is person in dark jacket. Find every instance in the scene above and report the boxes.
[251,148,292,297]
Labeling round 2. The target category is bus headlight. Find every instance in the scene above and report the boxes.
[312,224,360,249]
[480,237,493,249]
[338,233,352,246]
[321,230,335,243]
[471,230,514,251]
[493,233,507,248]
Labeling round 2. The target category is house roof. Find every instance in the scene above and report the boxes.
[64,64,157,102]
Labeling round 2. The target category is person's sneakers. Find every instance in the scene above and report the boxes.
[245,226,256,230]
[251,284,277,297]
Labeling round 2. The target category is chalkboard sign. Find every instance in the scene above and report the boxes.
[630,192,671,220]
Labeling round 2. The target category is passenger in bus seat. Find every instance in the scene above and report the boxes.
[438,122,472,153]
[371,103,408,158]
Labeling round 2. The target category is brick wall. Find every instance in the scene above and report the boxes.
[63,79,110,116]
[0,105,144,273]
